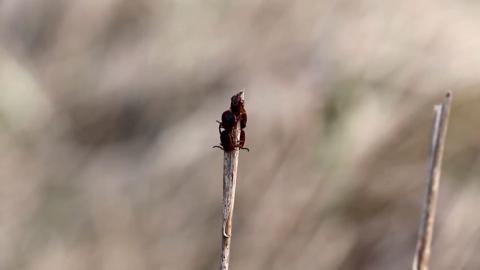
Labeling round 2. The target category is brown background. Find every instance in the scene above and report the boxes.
[1,1,480,269]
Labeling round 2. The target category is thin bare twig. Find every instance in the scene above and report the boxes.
[412,92,452,270]
[219,92,245,270]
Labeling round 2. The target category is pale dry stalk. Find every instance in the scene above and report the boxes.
[412,92,452,270]
[219,92,244,270]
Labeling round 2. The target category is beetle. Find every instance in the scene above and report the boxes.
[213,130,235,151]
[213,130,249,152]
[230,92,247,129]
[230,92,244,114]
[239,110,247,129]
[219,110,237,131]
[213,91,249,152]
[238,130,249,151]
[218,109,245,130]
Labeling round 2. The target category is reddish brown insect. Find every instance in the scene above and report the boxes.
[220,110,237,131]
[230,92,244,115]
[239,111,247,129]
[230,92,247,129]
[213,130,235,151]
[238,130,248,151]
[213,130,249,152]
[214,91,249,152]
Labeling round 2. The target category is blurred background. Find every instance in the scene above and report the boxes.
[1,0,480,269]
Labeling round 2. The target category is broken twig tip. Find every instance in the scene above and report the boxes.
[236,91,245,101]
[218,91,248,270]
[412,92,452,270]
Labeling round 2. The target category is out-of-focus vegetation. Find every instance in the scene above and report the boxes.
[1,1,480,269]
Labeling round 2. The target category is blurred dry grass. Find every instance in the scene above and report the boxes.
[1,1,480,269]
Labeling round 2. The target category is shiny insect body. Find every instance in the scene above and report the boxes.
[213,130,249,152]
[214,92,249,152]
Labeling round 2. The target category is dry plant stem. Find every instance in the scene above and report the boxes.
[220,92,244,270]
[412,92,452,270]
